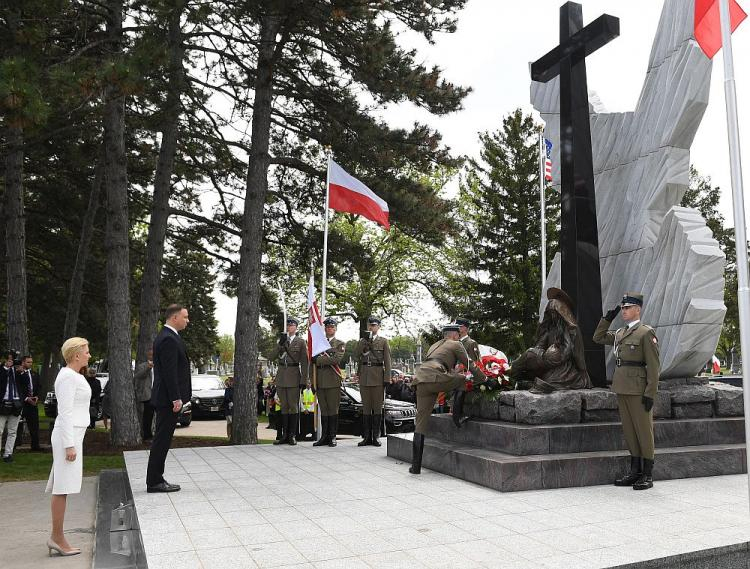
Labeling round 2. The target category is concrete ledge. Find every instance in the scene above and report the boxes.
[611,543,750,569]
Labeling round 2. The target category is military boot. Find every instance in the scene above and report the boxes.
[313,416,329,446]
[287,413,298,445]
[409,433,425,474]
[273,414,286,445]
[328,415,338,447]
[358,415,372,447]
[614,456,642,486]
[452,390,469,428]
[633,458,654,490]
[371,414,382,447]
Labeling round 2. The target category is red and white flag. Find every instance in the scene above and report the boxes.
[712,355,722,374]
[328,158,390,230]
[544,138,553,182]
[307,275,331,358]
[695,0,747,59]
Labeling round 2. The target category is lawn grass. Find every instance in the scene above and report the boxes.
[0,452,125,482]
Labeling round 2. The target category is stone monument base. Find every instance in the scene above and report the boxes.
[387,384,747,492]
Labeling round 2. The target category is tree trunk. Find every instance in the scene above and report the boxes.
[103,0,140,446]
[232,14,282,444]
[135,0,186,366]
[63,145,105,340]
[4,124,28,354]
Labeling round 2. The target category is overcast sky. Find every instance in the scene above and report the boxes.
[213,0,750,342]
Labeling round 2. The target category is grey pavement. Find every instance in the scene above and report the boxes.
[124,439,750,569]
[1,477,97,569]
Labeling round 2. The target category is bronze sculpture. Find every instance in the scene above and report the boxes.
[510,287,592,393]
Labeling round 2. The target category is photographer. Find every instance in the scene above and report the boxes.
[1,350,28,463]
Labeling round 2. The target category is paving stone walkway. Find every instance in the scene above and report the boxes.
[124,440,750,569]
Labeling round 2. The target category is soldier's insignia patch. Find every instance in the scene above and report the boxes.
[652,337,658,344]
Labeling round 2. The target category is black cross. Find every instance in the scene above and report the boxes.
[531,2,619,387]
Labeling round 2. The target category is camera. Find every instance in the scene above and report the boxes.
[278,333,288,345]
[360,331,372,340]
[4,349,20,366]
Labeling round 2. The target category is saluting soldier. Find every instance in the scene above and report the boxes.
[353,316,391,447]
[593,292,660,490]
[456,318,481,364]
[408,324,486,474]
[312,317,346,447]
[272,317,308,446]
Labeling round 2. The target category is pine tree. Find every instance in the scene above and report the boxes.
[434,110,560,356]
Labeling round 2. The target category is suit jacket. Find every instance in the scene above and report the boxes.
[593,318,660,398]
[314,337,345,389]
[273,335,309,388]
[413,339,486,386]
[19,369,42,403]
[1,366,29,403]
[134,361,153,402]
[151,327,192,408]
[354,335,392,387]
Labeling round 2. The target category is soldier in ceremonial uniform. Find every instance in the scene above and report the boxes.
[593,292,660,490]
[353,316,391,447]
[456,318,481,363]
[312,317,346,447]
[408,324,486,474]
[272,317,308,446]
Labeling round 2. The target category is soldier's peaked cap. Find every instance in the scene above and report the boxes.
[323,317,338,326]
[287,317,300,325]
[442,323,460,333]
[621,292,644,307]
[455,318,472,328]
[367,316,381,324]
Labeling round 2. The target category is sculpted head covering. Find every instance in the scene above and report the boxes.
[546,287,577,327]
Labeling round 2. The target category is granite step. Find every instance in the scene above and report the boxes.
[387,433,747,492]
[426,414,746,455]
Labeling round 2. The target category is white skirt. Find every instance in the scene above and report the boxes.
[46,425,86,495]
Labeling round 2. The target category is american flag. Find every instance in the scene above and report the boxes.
[544,138,553,182]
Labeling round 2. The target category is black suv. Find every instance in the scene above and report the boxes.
[337,382,416,435]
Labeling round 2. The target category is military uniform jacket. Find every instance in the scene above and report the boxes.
[353,335,391,387]
[314,337,345,389]
[593,318,660,398]
[413,339,486,386]
[273,336,309,388]
[460,336,481,364]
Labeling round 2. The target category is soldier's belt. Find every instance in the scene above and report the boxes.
[615,359,646,367]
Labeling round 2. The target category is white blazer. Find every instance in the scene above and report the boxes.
[54,367,91,448]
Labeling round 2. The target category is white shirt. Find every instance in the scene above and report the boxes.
[54,367,92,448]
[627,319,641,329]
[3,367,19,400]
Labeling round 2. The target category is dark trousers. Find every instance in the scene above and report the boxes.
[17,405,41,450]
[146,406,178,487]
[142,401,155,439]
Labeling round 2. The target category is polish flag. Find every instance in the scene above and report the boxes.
[712,355,722,374]
[328,159,390,230]
[307,275,331,358]
[695,0,747,59]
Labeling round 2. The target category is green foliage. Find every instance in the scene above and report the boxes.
[216,334,235,365]
[432,110,560,356]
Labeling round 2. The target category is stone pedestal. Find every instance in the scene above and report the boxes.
[388,383,747,492]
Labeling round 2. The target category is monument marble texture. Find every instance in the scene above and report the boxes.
[532,0,726,379]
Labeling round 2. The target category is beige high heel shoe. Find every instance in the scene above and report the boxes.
[47,539,81,557]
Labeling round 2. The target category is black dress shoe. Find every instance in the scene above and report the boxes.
[147,482,181,493]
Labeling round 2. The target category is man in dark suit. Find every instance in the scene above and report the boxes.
[146,304,191,493]
[18,355,42,451]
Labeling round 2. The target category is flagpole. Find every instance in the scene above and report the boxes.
[321,154,332,317]
[539,133,547,288]
[718,0,750,512]
[278,281,286,332]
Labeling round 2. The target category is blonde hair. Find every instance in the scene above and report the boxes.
[61,337,89,364]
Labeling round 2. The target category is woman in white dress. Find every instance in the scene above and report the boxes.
[46,337,91,556]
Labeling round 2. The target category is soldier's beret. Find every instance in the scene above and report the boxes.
[367,316,381,324]
[287,317,300,326]
[323,317,338,326]
[455,318,472,328]
[441,324,460,333]
[621,293,644,307]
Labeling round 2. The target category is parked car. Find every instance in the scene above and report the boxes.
[46,374,109,420]
[189,374,227,419]
[337,382,415,435]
